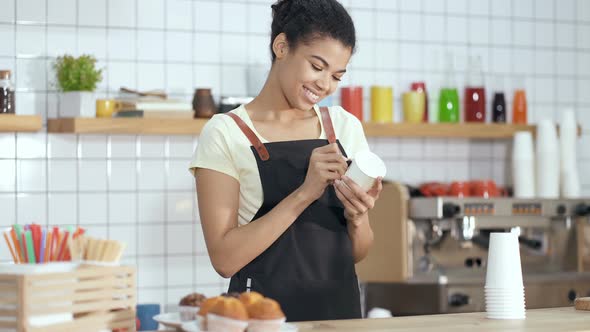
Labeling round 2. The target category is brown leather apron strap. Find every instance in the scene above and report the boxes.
[226,112,270,161]
[319,107,336,144]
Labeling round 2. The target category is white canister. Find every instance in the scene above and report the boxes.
[512,131,535,198]
[536,120,559,198]
[559,109,580,198]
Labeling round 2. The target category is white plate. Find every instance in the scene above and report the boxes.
[181,321,299,332]
[153,312,185,329]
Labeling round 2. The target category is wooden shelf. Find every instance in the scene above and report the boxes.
[362,123,583,139]
[0,114,42,132]
[362,123,541,139]
[47,117,208,135]
[47,117,583,138]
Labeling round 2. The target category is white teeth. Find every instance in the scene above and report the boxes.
[304,87,319,101]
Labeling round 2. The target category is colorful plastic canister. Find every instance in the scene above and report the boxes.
[340,86,363,121]
[371,86,393,123]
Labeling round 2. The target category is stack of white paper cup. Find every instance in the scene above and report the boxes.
[485,233,526,320]
[512,132,535,198]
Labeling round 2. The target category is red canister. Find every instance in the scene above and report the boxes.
[410,82,428,122]
[340,86,363,121]
[464,87,486,122]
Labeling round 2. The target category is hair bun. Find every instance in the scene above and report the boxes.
[271,0,304,25]
[271,0,293,14]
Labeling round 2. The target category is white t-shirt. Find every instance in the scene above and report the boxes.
[189,104,369,226]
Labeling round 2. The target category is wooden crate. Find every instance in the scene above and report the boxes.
[0,265,136,332]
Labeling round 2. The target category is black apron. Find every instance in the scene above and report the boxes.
[226,107,361,322]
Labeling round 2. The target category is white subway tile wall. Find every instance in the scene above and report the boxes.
[0,0,589,310]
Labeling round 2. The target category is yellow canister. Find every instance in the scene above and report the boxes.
[402,91,426,123]
[371,86,393,123]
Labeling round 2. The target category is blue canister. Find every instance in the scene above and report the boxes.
[136,303,161,331]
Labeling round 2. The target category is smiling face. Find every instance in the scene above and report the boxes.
[273,34,352,111]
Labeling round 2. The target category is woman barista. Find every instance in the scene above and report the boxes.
[190,0,382,322]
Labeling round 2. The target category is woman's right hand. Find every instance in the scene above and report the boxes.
[300,143,349,201]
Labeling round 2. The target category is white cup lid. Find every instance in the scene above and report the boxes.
[354,150,386,178]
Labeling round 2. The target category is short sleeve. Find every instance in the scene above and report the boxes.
[347,113,370,155]
[331,105,370,157]
[188,115,239,180]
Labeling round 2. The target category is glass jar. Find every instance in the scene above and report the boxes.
[192,88,216,118]
[0,70,15,114]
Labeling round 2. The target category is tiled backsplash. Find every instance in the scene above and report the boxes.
[0,0,589,308]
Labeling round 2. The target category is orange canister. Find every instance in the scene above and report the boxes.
[513,89,527,124]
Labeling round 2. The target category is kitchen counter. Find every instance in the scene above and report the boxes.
[153,307,588,332]
[292,307,589,332]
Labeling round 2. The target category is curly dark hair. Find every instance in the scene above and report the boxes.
[270,0,356,62]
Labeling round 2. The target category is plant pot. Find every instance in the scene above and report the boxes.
[58,91,95,118]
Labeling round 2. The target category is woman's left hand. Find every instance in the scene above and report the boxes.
[334,176,383,227]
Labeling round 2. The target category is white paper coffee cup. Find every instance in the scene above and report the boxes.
[485,233,523,289]
[345,150,387,191]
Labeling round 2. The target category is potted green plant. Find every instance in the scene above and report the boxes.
[53,54,102,117]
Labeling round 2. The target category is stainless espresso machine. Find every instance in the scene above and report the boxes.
[357,182,590,316]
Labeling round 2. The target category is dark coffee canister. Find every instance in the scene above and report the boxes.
[193,88,216,118]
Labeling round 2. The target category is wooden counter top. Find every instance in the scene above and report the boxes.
[152,307,588,331]
[292,307,589,332]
